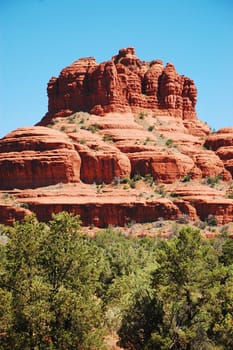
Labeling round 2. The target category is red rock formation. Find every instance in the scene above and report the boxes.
[166,185,233,225]
[216,146,233,161]
[0,204,32,226]
[27,199,180,227]
[204,128,233,151]
[1,184,181,227]
[191,198,233,225]
[69,132,131,184]
[1,48,233,228]
[1,111,232,227]
[216,147,233,176]
[192,150,231,180]
[204,128,233,177]
[39,47,198,125]
[0,127,81,189]
[2,180,233,227]
[128,149,201,183]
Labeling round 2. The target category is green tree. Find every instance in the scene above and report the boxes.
[0,212,106,350]
[94,229,158,288]
[94,229,159,334]
[220,236,233,266]
[119,227,233,350]
[1,215,49,350]
[39,212,106,349]
[0,242,13,347]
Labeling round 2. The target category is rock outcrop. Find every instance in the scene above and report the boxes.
[0,127,81,189]
[69,132,131,184]
[204,128,233,177]
[39,47,197,125]
[204,128,233,150]
[28,198,180,227]
[128,149,201,183]
[166,184,233,225]
[0,48,233,229]
[0,204,32,226]
[192,150,231,180]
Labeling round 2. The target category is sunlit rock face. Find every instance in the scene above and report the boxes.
[39,47,197,125]
[1,48,233,228]
[0,127,81,189]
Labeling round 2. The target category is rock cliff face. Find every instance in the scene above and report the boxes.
[70,132,131,184]
[0,127,81,189]
[0,48,233,229]
[1,112,233,227]
[204,128,233,177]
[39,47,197,125]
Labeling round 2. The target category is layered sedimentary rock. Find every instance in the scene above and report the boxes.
[190,198,233,225]
[216,147,233,176]
[204,128,233,150]
[69,132,131,184]
[0,48,233,228]
[1,111,232,227]
[166,184,233,225]
[192,150,231,180]
[204,128,233,177]
[28,198,180,227]
[0,127,81,189]
[39,47,197,125]
[128,149,201,183]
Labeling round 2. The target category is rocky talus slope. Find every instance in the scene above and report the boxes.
[1,48,233,229]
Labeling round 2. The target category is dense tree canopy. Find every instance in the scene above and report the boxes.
[0,213,106,350]
[118,227,233,350]
[0,213,232,350]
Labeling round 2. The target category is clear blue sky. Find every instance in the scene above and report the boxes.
[1,0,233,138]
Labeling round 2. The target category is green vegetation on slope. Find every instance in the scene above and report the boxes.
[0,213,233,349]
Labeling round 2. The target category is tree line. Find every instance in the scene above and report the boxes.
[0,212,232,349]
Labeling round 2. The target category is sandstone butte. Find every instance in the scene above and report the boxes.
[1,47,233,231]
